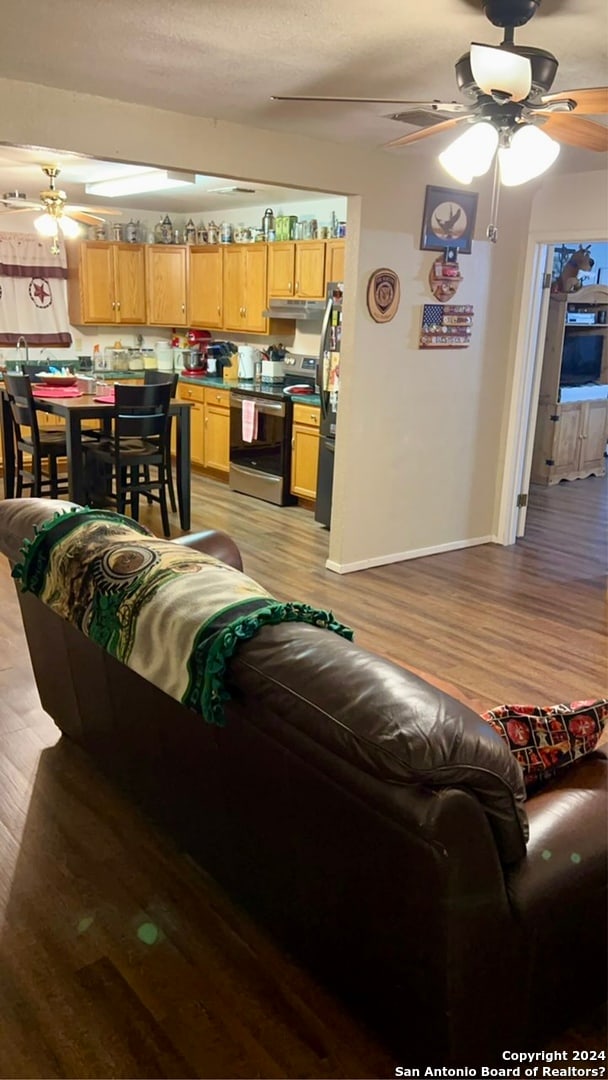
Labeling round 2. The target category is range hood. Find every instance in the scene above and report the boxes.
[262,298,327,321]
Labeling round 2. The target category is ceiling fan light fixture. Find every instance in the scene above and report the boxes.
[470,43,532,102]
[498,123,560,185]
[58,215,81,238]
[439,121,499,183]
[85,169,197,199]
[34,212,59,238]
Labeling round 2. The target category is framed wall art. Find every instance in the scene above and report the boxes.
[420,185,478,255]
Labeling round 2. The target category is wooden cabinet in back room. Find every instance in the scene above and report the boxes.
[66,241,147,325]
[188,245,224,330]
[267,241,326,299]
[223,244,268,334]
[146,245,188,327]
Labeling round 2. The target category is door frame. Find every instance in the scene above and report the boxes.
[496,227,608,546]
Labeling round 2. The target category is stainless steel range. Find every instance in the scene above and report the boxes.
[229,384,295,506]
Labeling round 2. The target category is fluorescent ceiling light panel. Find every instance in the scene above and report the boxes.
[85,169,197,198]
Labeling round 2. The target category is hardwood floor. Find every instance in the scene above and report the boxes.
[0,472,606,1079]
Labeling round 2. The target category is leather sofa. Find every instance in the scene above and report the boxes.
[1,498,606,1067]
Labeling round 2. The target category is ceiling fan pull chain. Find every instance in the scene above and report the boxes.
[486,154,502,244]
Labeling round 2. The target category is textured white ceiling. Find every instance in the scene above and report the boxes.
[0,0,606,212]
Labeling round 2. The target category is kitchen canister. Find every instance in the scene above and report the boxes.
[156,341,174,371]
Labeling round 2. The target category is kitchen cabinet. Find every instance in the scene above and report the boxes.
[204,387,230,472]
[146,245,188,327]
[66,241,147,325]
[267,241,326,299]
[290,402,320,500]
[189,246,224,330]
[176,382,230,472]
[222,245,268,334]
[325,240,345,287]
[177,382,204,465]
[531,398,608,484]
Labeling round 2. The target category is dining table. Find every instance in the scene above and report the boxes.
[0,384,194,531]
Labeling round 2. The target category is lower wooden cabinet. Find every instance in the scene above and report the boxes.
[177,383,230,472]
[290,403,320,500]
[531,398,608,484]
[204,387,230,472]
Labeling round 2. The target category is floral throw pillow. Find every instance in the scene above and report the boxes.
[481,699,608,791]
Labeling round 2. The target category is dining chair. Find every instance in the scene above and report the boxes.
[143,370,179,513]
[83,381,172,536]
[3,373,69,498]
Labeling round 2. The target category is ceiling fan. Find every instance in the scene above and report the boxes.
[273,0,608,179]
[0,165,121,251]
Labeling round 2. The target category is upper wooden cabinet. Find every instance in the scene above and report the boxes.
[66,241,147,325]
[146,245,188,327]
[223,244,268,334]
[267,240,326,299]
[325,240,345,288]
[188,246,224,330]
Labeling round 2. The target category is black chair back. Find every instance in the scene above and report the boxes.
[3,372,68,498]
[4,373,42,445]
[113,381,171,444]
[143,370,179,397]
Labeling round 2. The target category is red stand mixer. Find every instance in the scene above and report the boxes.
[175,330,238,377]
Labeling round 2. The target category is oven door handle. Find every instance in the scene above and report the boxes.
[231,395,286,416]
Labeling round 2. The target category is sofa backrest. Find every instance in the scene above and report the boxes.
[0,497,528,865]
[229,622,529,864]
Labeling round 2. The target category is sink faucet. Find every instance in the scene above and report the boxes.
[15,335,29,371]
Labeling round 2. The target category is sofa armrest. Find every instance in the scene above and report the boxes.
[172,530,243,571]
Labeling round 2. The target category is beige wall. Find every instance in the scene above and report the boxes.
[2,78,600,570]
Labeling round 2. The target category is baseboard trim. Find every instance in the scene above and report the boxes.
[325,534,498,574]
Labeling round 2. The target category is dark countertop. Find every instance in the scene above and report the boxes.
[179,373,320,406]
[4,367,321,408]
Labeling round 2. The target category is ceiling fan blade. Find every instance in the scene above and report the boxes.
[540,87,608,114]
[272,95,469,112]
[539,113,608,151]
[470,43,532,102]
[67,205,122,217]
[383,116,472,149]
[0,205,42,215]
[67,210,106,226]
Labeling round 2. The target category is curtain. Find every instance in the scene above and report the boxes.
[0,231,72,347]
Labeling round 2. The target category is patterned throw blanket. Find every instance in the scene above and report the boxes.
[13,508,353,726]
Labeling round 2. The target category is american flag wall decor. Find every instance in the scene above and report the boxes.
[419,304,473,349]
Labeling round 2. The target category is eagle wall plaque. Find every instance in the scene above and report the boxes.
[366,268,401,323]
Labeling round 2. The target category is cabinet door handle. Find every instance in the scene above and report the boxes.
[217,306,221,316]
[181,303,185,314]
[116,300,121,311]
[295,280,299,293]
[291,437,295,450]
[111,300,116,310]
[288,281,292,293]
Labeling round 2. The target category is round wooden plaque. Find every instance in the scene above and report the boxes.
[367,268,400,323]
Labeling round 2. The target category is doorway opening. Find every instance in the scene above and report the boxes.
[497,236,608,546]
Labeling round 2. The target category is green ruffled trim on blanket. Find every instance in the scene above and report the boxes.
[187,601,354,727]
[12,507,149,594]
